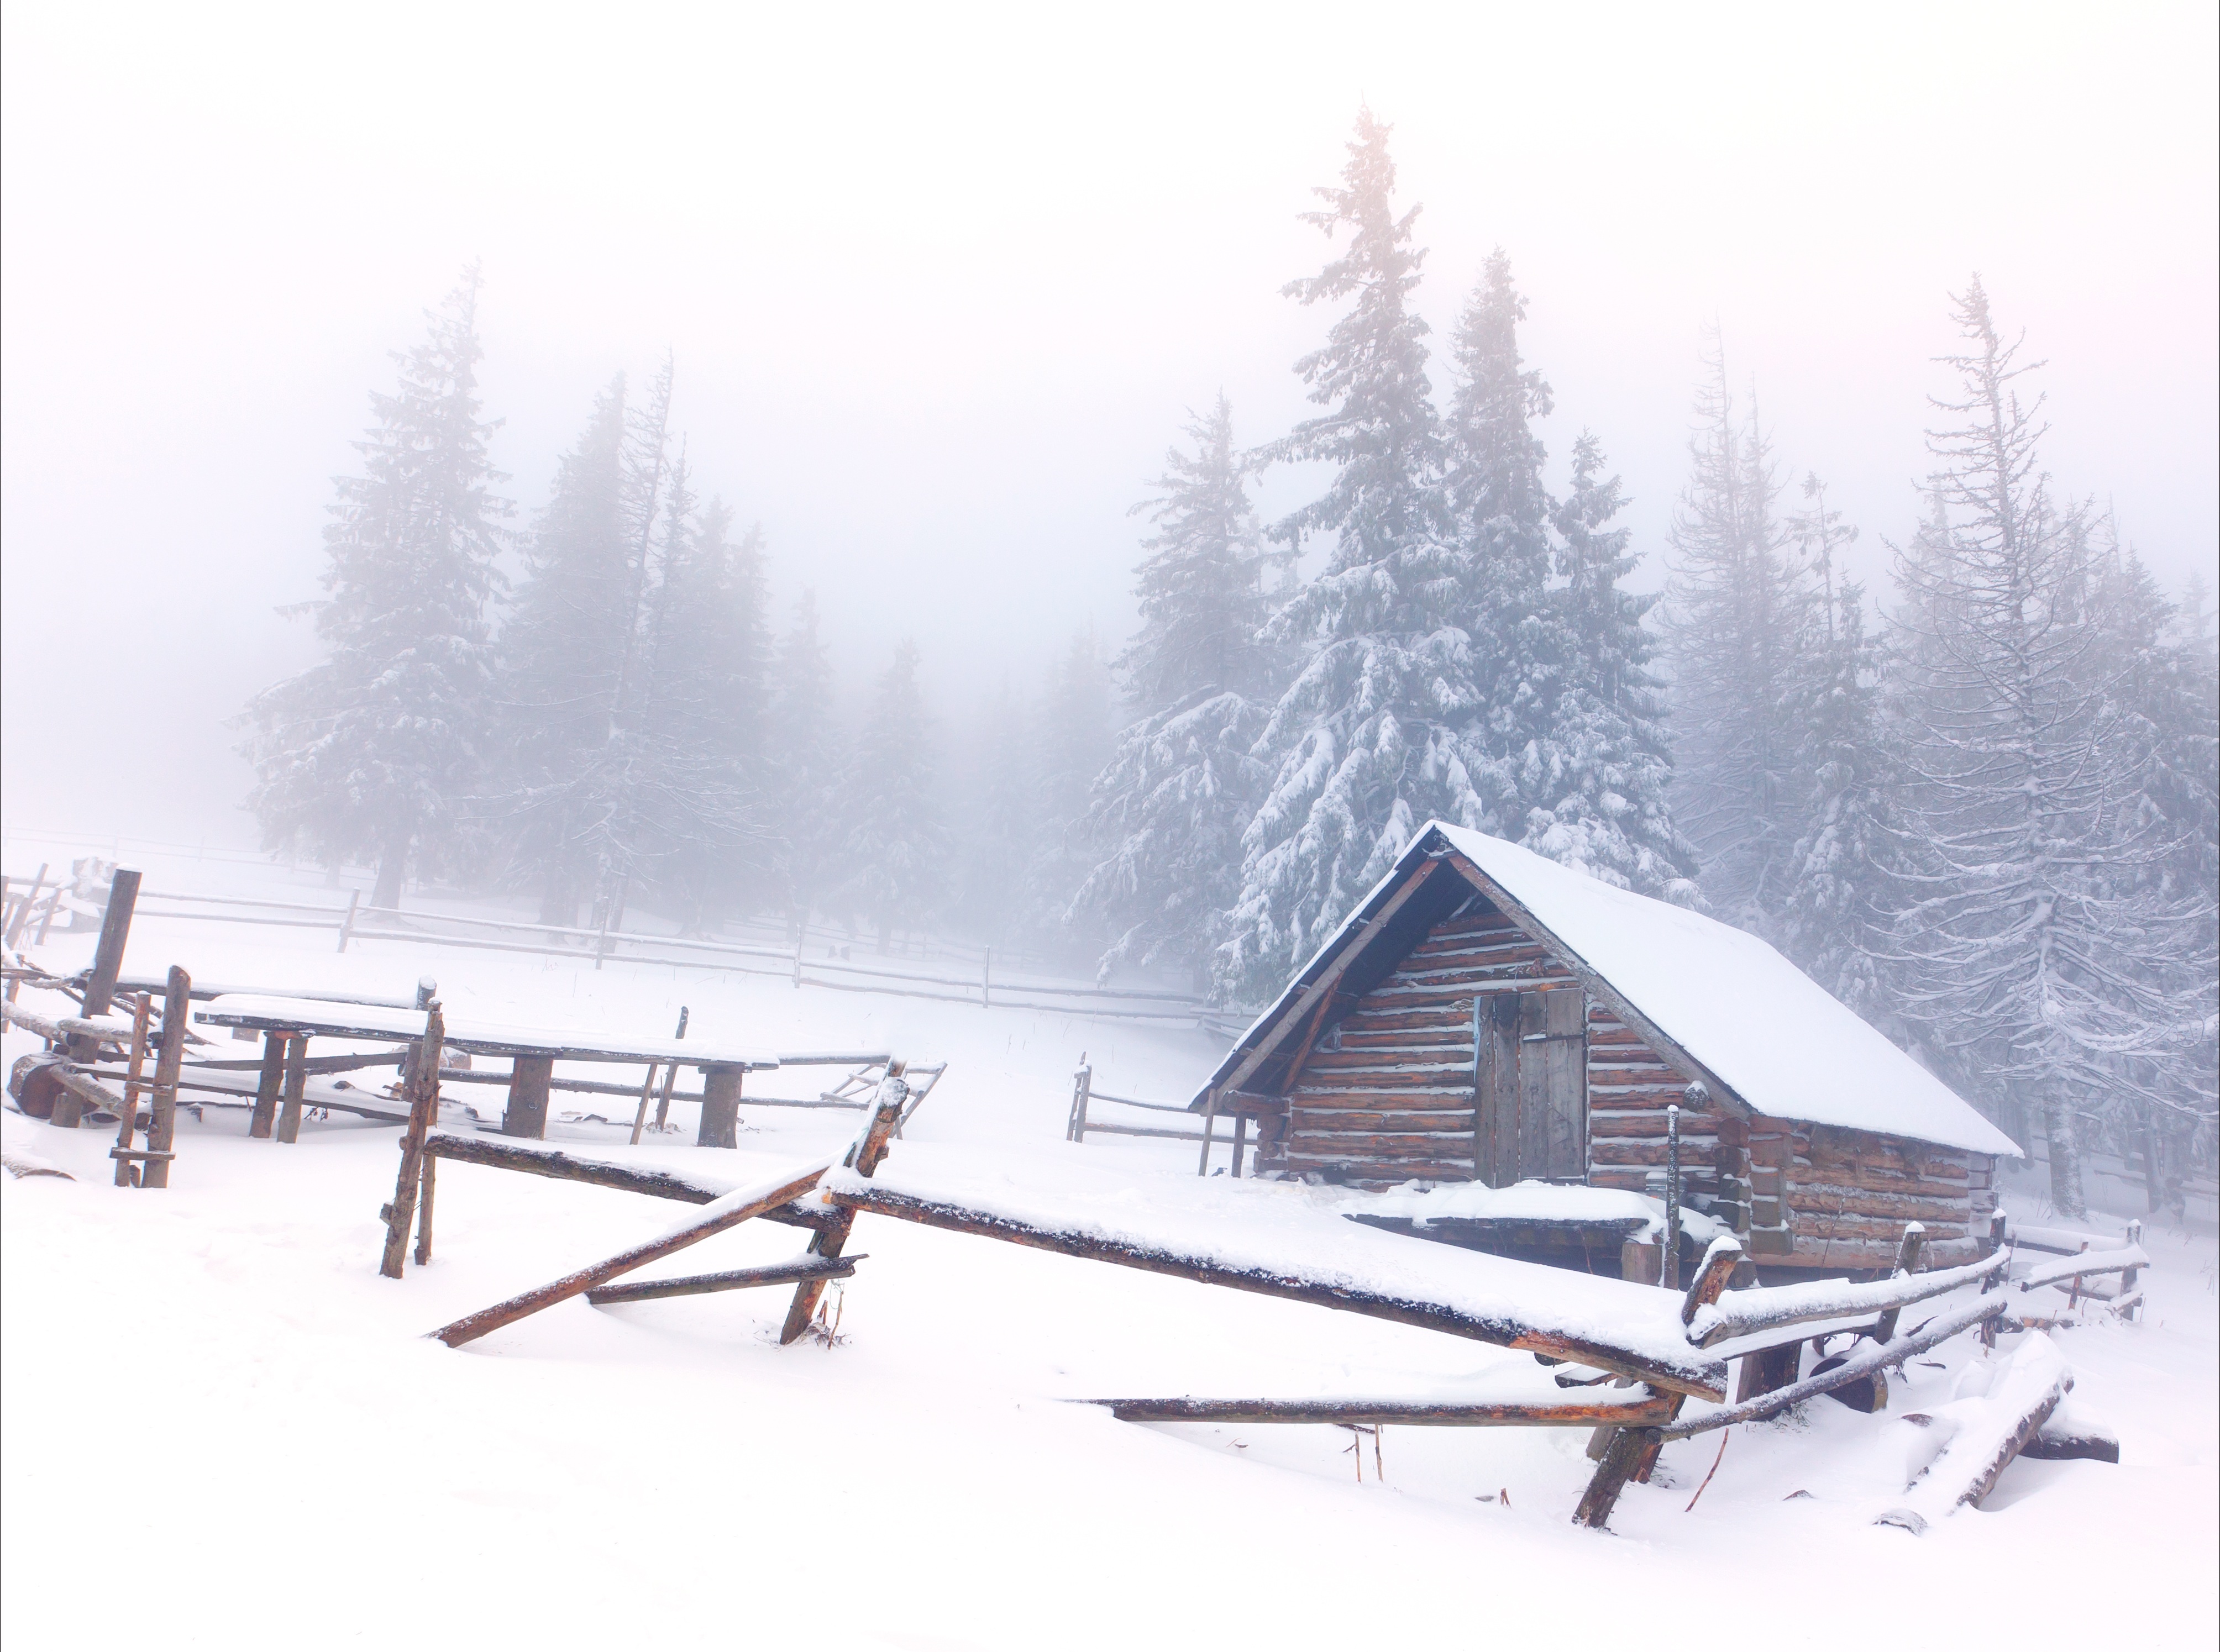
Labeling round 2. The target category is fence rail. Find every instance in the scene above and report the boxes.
[6,872,1243,1033]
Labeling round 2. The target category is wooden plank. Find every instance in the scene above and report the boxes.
[1093,1394,1677,1426]
[429,1157,836,1346]
[584,1254,859,1304]
[1482,991,1518,1187]
[139,968,190,1190]
[827,1182,1728,1398]
[1545,987,1586,1180]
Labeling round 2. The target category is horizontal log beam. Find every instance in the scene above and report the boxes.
[585,1255,860,1304]
[1090,1393,1678,1427]
[829,1183,1726,1400]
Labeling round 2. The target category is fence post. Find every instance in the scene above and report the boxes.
[2121,1219,2143,1322]
[982,948,991,1010]
[1231,1113,1248,1179]
[1872,1222,1927,1345]
[1662,1103,1681,1290]
[1068,1059,1093,1143]
[1980,1208,2008,1349]
[337,890,360,953]
[1196,1093,1219,1176]
[65,868,140,1066]
[113,992,153,1187]
[138,966,191,1190]
[653,1006,688,1133]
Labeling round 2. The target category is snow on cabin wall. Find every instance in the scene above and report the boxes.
[1261,895,1997,1269]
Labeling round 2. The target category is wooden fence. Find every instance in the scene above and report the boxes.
[4,870,1246,1032]
[1065,1058,1250,1176]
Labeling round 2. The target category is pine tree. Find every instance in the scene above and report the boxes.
[242,269,510,908]
[832,639,951,949]
[768,590,843,936]
[632,474,774,932]
[1662,336,1822,933]
[1072,399,1277,980]
[1885,278,2216,1217]
[498,376,634,924]
[1776,476,1898,1017]
[1542,434,1700,899]
[953,676,1041,946]
[1221,109,1474,1002]
[1025,628,1114,959]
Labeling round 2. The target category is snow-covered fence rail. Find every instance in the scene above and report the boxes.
[9,870,1231,1030]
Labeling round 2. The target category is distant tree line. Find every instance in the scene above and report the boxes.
[244,113,2215,1219]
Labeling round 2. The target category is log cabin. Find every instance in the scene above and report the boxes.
[1190,821,2022,1274]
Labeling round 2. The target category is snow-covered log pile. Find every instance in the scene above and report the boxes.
[1876,1333,2075,1533]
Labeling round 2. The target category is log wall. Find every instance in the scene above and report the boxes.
[1256,897,1996,1267]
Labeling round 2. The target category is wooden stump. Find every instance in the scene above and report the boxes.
[503,1054,553,1139]
[698,1064,742,1149]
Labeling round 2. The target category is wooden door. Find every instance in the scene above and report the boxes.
[1474,988,1587,1187]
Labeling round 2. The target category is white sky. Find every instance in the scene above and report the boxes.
[4,1,2215,845]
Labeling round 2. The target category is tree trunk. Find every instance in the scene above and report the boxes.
[2043,1092,2086,1220]
[538,867,576,928]
[371,834,409,910]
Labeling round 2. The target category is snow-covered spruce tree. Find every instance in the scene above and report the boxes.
[1219,109,1474,1003]
[1885,278,2217,1218]
[953,676,1042,948]
[1437,253,1696,900]
[1542,434,1701,900]
[831,639,952,950]
[1022,628,1114,961]
[1661,337,1824,934]
[768,591,846,938]
[242,269,510,908]
[630,473,775,932]
[1069,397,1276,982]
[1775,475,1900,1018]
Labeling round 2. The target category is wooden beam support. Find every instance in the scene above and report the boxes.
[274,1033,311,1144]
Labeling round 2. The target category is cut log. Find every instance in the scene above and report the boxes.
[1091,1394,1677,1427]
[429,1156,835,1347]
[1876,1332,2072,1532]
[248,1030,288,1139]
[584,1254,860,1304]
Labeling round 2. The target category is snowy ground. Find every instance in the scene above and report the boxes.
[4,868,2216,1650]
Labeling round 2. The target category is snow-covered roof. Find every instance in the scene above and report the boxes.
[1203,822,2022,1160]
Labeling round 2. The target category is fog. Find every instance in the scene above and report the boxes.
[4,1,2215,844]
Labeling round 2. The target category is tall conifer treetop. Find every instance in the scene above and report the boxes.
[241,267,511,907]
[1267,106,1444,569]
